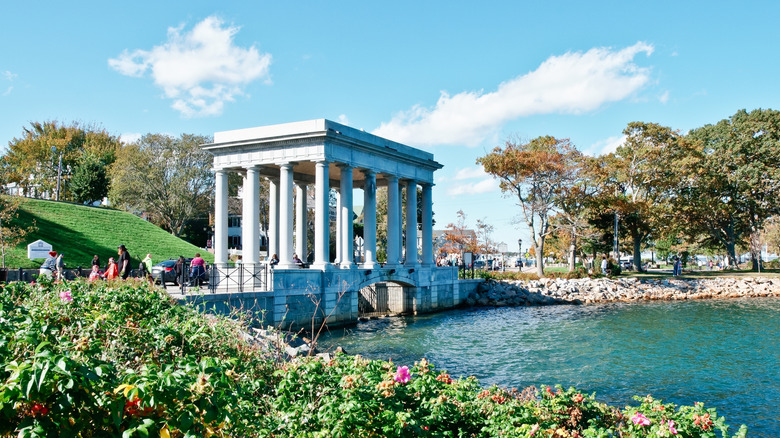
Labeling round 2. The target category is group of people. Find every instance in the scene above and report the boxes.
[37,244,212,286]
[39,244,146,282]
[85,244,139,281]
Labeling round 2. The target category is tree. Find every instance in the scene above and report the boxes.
[440,210,479,257]
[553,152,602,271]
[478,136,573,277]
[109,133,214,237]
[1,121,121,201]
[0,196,36,268]
[70,153,110,204]
[600,122,686,272]
[684,109,780,269]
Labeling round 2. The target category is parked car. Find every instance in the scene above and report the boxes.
[151,260,179,285]
[152,259,204,285]
[473,260,486,269]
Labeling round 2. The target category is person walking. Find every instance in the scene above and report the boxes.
[117,245,131,280]
[173,256,186,286]
[103,257,119,280]
[91,255,100,269]
[190,253,206,286]
[141,254,153,281]
[88,265,101,282]
[39,251,57,278]
[55,253,65,280]
[600,255,609,276]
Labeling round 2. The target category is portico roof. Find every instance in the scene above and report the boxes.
[202,119,443,186]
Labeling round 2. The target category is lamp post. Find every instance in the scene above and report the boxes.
[518,238,522,270]
[51,146,63,201]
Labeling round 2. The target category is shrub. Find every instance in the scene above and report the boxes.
[0,279,747,437]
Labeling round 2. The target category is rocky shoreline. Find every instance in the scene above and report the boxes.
[466,276,780,307]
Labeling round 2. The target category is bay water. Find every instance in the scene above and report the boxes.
[317,298,780,437]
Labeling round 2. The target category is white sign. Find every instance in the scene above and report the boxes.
[27,239,53,260]
[498,243,508,253]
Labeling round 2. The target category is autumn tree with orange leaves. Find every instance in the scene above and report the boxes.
[477,136,575,277]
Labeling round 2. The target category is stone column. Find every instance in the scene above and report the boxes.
[334,190,341,264]
[386,175,400,267]
[338,164,354,268]
[242,167,260,264]
[214,169,229,266]
[362,170,378,268]
[295,182,308,262]
[421,183,433,266]
[313,161,330,268]
[267,177,279,260]
[278,163,295,268]
[405,180,418,266]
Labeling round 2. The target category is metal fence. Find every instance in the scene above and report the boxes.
[0,262,270,296]
[2,267,147,282]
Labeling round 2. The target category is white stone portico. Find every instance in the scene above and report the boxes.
[204,119,442,269]
[198,119,461,329]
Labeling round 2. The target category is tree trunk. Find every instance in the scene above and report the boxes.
[568,228,576,272]
[535,240,545,278]
[633,235,643,272]
[725,241,737,267]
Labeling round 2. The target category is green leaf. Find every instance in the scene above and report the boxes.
[37,361,50,392]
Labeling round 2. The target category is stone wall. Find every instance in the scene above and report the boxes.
[466,276,780,307]
[182,266,465,330]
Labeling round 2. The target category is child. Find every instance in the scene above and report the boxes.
[103,257,119,280]
[88,265,101,282]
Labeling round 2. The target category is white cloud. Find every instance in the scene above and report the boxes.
[108,16,272,118]
[337,114,349,125]
[2,86,13,96]
[120,132,143,144]
[453,166,488,181]
[2,70,17,81]
[446,177,499,196]
[659,90,670,104]
[586,135,626,156]
[374,42,654,147]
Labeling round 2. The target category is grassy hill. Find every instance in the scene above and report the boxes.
[3,197,214,268]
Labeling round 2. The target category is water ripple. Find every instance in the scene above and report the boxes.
[318,298,780,438]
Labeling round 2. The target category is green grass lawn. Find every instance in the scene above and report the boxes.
[3,197,213,269]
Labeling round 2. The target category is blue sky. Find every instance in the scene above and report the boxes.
[2,1,779,248]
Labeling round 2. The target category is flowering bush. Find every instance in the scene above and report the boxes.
[0,279,748,437]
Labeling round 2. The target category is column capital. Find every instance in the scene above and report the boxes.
[277,162,296,170]
[335,162,353,169]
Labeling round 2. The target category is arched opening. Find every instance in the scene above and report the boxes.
[358,281,414,317]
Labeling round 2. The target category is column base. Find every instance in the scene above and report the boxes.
[276,262,301,270]
[311,262,334,270]
[361,261,379,269]
[339,262,355,269]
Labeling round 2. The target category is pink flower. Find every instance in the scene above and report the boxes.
[59,290,72,302]
[530,424,540,436]
[631,411,650,426]
[667,420,677,435]
[394,365,411,384]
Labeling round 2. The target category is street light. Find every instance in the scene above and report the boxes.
[518,238,522,255]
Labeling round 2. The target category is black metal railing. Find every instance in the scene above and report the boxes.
[1,263,270,296]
